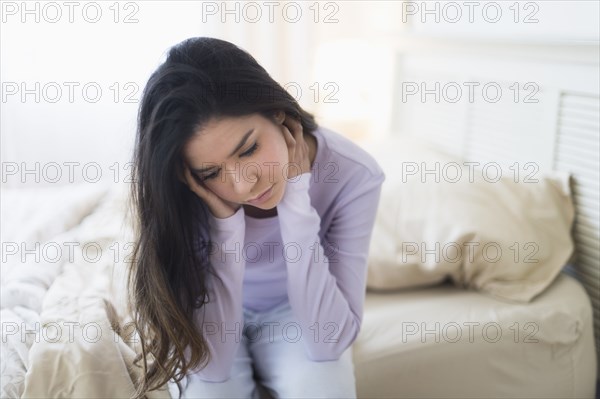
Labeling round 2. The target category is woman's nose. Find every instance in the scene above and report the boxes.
[231,163,260,194]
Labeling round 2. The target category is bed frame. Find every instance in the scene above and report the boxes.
[387,34,600,380]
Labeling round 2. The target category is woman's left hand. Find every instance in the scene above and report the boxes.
[282,115,311,180]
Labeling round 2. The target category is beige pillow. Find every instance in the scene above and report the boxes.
[364,137,575,303]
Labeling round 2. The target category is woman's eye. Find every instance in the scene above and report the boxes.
[241,142,259,157]
[199,171,218,181]
[197,143,258,182]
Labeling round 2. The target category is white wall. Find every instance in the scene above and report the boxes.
[1,1,598,188]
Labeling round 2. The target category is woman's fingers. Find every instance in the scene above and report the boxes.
[281,115,313,179]
[281,124,296,159]
[283,115,303,141]
[282,123,295,148]
[282,115,310,177]
[281,124,298,179]
[182,166,239,219]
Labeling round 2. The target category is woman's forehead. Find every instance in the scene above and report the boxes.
[183,114,264,167]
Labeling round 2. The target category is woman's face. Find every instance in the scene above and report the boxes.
[182,112,289,209]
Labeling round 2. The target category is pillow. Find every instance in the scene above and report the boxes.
[364,136,575,303]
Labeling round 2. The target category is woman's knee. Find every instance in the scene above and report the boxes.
[266,353,357,398]
[169,340,257,399]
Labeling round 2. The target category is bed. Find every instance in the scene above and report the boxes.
[1,135,596,398]
[2,38,599,399]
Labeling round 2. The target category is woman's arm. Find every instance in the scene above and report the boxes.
[189,206,246,382]
[277,169,385,361]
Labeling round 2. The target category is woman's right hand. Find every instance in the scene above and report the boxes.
[181,167,241,219]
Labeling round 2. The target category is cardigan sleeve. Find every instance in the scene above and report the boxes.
[189,206,246,382]
[276,169,385,361]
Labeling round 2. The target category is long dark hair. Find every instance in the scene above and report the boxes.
[127,37,318,398]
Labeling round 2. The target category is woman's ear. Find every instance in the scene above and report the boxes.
[274,110,285,125]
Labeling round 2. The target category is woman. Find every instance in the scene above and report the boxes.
[128,37,385,399]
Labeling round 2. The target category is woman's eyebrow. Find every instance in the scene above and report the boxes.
[193,128,254,173]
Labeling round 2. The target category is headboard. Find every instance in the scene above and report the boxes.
[389,36,599,377]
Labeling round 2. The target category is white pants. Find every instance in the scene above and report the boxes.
[168,299,357,399]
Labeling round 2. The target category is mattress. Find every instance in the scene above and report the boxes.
[353,272,598,398]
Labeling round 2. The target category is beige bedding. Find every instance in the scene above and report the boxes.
[2,179,596,398]
[2,182,168,398]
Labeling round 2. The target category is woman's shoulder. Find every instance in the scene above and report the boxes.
[313,126,386,182]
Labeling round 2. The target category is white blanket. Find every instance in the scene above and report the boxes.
[1,182,169,398]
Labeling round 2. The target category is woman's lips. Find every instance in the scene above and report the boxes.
[247,185,274,205]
